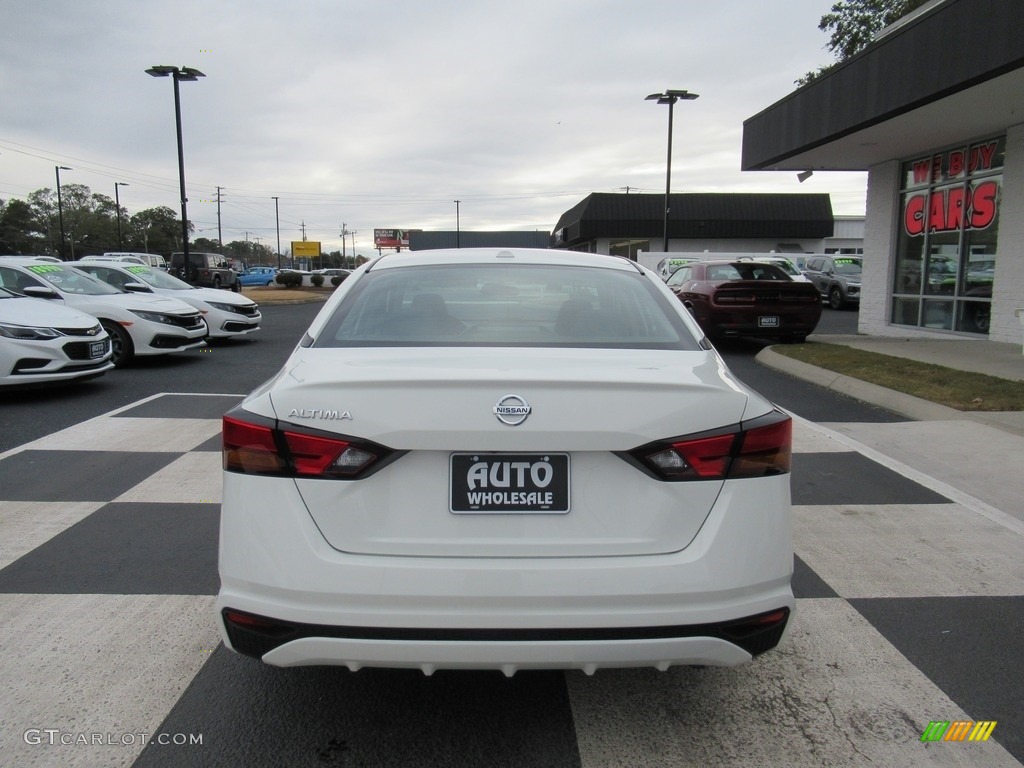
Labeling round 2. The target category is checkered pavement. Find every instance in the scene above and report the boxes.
[1,394,1020,767]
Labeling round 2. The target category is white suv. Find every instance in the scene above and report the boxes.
[79,253,168,270]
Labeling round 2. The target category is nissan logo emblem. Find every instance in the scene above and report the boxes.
[493,394,531,426]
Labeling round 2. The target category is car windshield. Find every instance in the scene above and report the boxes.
[122,265,195,290]
[22,264,122,296]
[706,263,789,281]
[315,263,700,350]
[832,259,862,276]
[665,267,692,286]
[767,260,800,277]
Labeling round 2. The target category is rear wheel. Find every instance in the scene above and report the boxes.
[782,334,807,344]
[828,286,845,310]
[101,320,134,367]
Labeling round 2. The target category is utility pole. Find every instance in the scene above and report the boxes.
[215,186,224,250]
[341,222,347,266]
[272,196,281,269]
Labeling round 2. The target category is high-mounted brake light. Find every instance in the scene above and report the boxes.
[622,410,791,481]
[223,411,397,479]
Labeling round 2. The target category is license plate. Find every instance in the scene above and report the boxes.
[758,315,780,328]
[89,340,107,359]
[450,453,570,514]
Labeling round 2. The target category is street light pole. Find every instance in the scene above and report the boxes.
[114,182,129,251]
[146,65,205,263]
[55,165,71,260]
[454,200,461,248]
[645,89,699,252]
[272,196,281,269]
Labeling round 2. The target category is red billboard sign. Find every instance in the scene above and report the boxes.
[373,229,417,249]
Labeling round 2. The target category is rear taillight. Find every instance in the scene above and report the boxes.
[223,411,398,479]
[621,409,791,481]
[223,416,286,474]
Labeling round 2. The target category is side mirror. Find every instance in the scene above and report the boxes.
[23,286,59,300]
[124,282,152,293]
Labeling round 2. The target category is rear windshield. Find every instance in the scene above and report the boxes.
[313,263,701,350]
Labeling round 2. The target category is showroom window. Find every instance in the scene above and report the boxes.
[891,136,1003,334]
[609,240,651,260]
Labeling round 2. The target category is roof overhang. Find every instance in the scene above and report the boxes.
[742,0,1024,172]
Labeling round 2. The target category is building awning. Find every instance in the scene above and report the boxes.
[552,193,833,248]
[741,0,1024,173]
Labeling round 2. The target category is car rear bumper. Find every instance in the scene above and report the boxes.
[216,472,795,673]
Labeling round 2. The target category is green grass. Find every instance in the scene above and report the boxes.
[771,342,1024,411]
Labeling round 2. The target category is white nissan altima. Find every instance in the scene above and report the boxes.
[218,248,794,675]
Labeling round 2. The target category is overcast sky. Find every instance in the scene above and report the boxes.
[0,0,867,255]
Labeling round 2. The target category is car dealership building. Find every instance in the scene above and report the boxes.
[550,192,861,258]
[742,0,1023,343]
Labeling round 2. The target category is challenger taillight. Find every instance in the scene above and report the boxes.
[621,409,791,481]
[223,411,398,479]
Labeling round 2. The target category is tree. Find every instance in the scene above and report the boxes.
[796,0,929,86]
[0,188,190,257]
[0,198,45,254]
[193,237,222,253]
[128,206,189,254]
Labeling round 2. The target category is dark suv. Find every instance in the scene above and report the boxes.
[803,255,862,309]
[170,252,239,291]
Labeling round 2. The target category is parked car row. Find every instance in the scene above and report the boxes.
[0,256,261,386]
[653,253,864,341]
[666,260,823,343]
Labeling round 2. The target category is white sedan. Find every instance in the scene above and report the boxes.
[0,257,206,367]
[75,263,261,339]
[217,249,794,675]
[0,287,113,386]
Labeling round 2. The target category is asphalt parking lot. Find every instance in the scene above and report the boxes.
[2,301,1021,767]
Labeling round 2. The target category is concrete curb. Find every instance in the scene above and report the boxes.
[756,346,972,422]
[757,346,1024,437]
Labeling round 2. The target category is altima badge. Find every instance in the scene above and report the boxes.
[493,394,531,426]
[288,408,353,421]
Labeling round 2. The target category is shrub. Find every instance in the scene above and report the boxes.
[276,271,303,288]
[331,275,344,287]
[310,273,325,287]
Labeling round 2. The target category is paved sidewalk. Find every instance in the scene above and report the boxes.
[757,333,1024,525]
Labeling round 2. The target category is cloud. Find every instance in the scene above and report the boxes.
[0,0,862,252]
